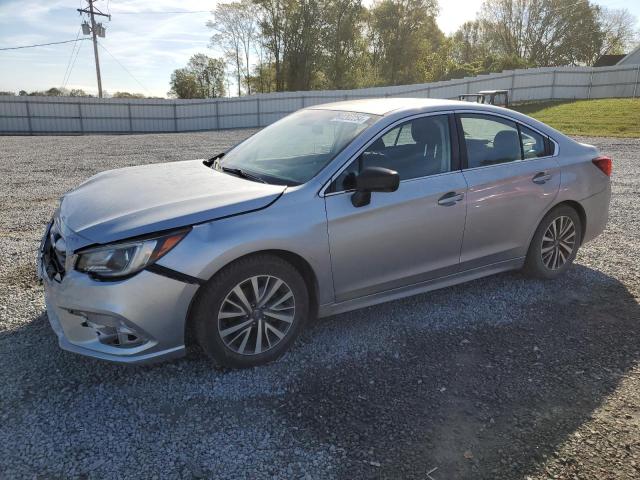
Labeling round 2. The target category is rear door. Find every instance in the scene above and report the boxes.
[324,113,468,302]
[456,112,560,268]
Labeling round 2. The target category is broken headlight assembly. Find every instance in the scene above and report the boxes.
[75,228,190,279]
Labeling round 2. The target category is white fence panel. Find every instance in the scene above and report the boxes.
[1,64,638,134]
[0,101,27,117]
[0,116,29,132]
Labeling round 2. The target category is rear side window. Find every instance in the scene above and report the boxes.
[520,125,547,159]
[459,114,521,168]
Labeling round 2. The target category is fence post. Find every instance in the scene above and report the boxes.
[173,102,178,132]
[256,97,261,127]
[633,65,640,99]
[550,70,557,100]
[78,102,84,134]
[510,72,516,101]
[127,103,133,132]
[300,96,305,108]
[426,87,431,98]
[24,100,33,135]
[215,100,220,130]
[587,68,594,100]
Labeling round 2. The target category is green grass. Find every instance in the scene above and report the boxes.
[512,98,640,138]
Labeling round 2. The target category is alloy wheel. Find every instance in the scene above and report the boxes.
[541,215,576,270]
[217,275,295,355]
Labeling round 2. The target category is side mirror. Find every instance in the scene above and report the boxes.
[351,167,399,207]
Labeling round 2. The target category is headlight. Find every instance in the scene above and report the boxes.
[75,229,190,279]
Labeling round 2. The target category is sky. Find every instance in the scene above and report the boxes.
[0,0,638,98]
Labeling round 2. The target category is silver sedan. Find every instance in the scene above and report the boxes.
[39,98,612,368]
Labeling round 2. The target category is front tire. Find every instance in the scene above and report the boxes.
[524,205,582,279]
[193,254,309,368]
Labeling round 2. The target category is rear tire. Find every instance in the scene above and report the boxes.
[524,205,582,279]
[193,254,309,368]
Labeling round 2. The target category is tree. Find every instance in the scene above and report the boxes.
[477,0,601,67]
[0,91,15,96]
[113,92,146,99]
[247,61,277,93]
[588,7,638,64]
[169,54,227,99]
[368,0,443,85]
[169,68,201,99]
[209,1,259,96]
[188,54,227,98]
[45,87,65,96]
[282,0,324,91]
[253,0,287,91]
[252,30,277,93]
[450,20,491,65]
[69,89,92,97]
[321,0,368,89]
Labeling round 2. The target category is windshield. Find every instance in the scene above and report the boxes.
[218,109,380,185]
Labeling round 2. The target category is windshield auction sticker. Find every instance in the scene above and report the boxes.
[330,112,371,124]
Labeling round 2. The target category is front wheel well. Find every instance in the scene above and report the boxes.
[184,250,319,349]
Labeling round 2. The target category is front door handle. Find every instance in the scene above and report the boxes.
[437,191,464,206]
[532,172,552,184]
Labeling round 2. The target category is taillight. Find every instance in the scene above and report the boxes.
[592,156,612,177]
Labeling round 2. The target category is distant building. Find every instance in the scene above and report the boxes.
[593,54,626,67]
[617,44,640,66]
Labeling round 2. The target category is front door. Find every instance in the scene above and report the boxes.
[324,114,468,302]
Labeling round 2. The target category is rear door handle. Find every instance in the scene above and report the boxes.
[532,172,552,184]
[437,192,464,206]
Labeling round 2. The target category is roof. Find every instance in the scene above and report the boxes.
[594,54,626,67]
[308,97,463,115]
[617,44,640,65]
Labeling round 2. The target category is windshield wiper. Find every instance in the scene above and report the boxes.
[203,152,225,167]
[221,166,268,184]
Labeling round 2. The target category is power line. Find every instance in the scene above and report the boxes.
[114,10,211,15]
[61,28,82,87]
[0,38,89,51]
[97,41,151,95]
[63,38,85,90]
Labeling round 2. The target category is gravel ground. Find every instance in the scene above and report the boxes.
[0,132,638,480]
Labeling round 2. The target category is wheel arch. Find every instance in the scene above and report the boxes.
[550,200,587,245]
[184,249,320,349]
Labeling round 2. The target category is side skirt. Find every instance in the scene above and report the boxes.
[318,257,525,318]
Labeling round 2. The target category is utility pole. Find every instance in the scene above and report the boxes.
[77,0,110,98]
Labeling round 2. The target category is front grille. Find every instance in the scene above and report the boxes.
[42,219,66,281]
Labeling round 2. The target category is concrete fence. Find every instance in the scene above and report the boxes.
[1,64,639,135]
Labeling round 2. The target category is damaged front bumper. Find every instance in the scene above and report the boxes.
[38,220,198,365]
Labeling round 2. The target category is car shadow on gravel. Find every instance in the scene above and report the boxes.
[276,265,640,479]
[3,265,638,479]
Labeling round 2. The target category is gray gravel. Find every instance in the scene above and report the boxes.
[0,132,638,479]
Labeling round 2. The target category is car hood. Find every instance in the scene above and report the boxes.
[59,160,285,250]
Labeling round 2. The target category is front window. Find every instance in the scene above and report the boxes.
[333,114,453,191]
[218,109,380,185]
